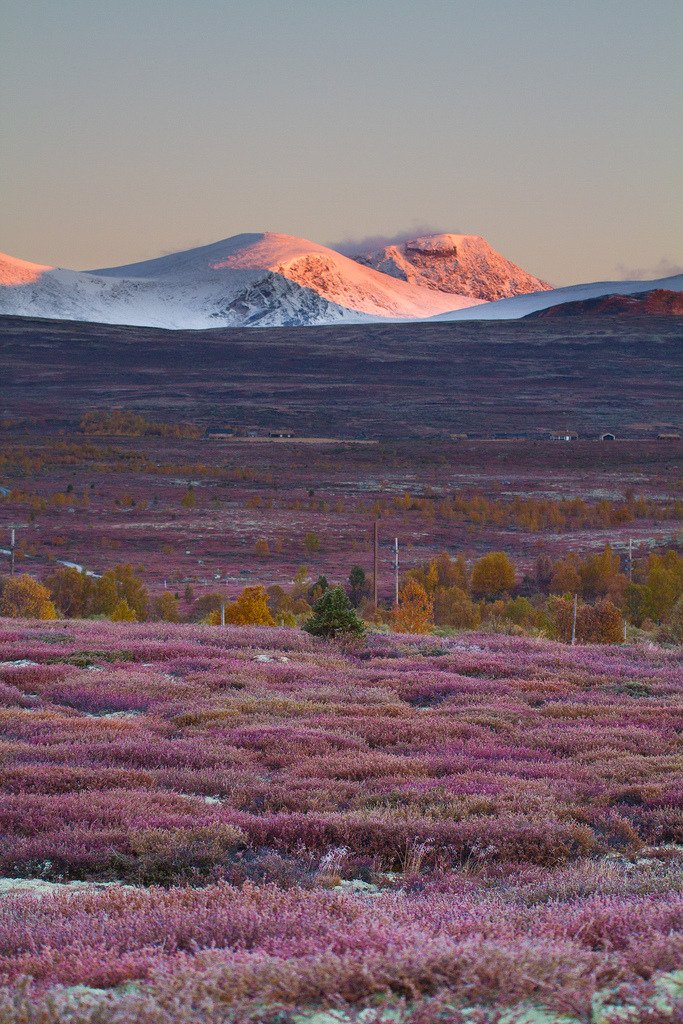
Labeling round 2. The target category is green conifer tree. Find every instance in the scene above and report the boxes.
[303,586,365,639]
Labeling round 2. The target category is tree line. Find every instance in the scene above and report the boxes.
[0,543,680,645]
[79,410,202,439]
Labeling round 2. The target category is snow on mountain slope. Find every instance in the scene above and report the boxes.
[0,233,481,328]
[0,261,368,330]
[90,232,481,320]
[354,233,551,301]
[429,274,683,321]
[9,232,675,329]
[0,252,52,286]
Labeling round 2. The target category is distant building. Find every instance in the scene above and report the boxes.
[550,431,578,441]
[268,429,295,438]
[657,432,680,440]
[599,432,616,441]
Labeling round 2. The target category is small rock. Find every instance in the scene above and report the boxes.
[0,878,132,898]
[333,879,381,896]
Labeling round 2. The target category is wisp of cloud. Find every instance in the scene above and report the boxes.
[330,225,451,257]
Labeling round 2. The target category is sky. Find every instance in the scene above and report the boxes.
[1,0,681,286]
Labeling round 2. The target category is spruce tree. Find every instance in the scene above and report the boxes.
[303,586,365,639]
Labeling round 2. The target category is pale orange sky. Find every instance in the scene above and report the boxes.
[2,0,681,286]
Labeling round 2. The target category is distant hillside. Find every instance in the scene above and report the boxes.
[526,288,683,318]
[1,313,680,441]
[430,274,683,321]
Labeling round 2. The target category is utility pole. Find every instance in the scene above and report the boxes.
[393,537,399,606]
[6,525,27,576]
[220,601,226,626]
[571,593,578,646]
[628,538,633,581]
[372,521,379,609]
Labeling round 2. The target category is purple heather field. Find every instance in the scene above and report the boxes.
[0,617,680,1022]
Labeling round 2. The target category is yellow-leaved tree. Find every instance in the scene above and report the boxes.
[152,591,181,622]
[0,575,58,619]
[111,598,137,622]
[392,579,433,634]
[208,586,275,626]
[471,552,516,599]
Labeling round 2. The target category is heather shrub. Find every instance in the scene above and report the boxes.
[0,681,28,707]
[0,618,680,1020]
[218,846,322,888]
[128,824,247,883]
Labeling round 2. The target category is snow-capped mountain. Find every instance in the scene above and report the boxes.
[0,233,483,329]
[4,230,677,329]
[429,273,683,321]
[354,233,551,301]
[0,249,361,329]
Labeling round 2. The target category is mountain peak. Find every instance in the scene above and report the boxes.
[0,252,53,286]
[354,233,552,301]
[87,232,480,321]
[402,232,482,251]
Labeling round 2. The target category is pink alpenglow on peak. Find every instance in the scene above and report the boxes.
[0,231,486,329]
[0,252,52,286]
[92,232,484,319]
[4,229,680,329]
[354,232,553,301]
